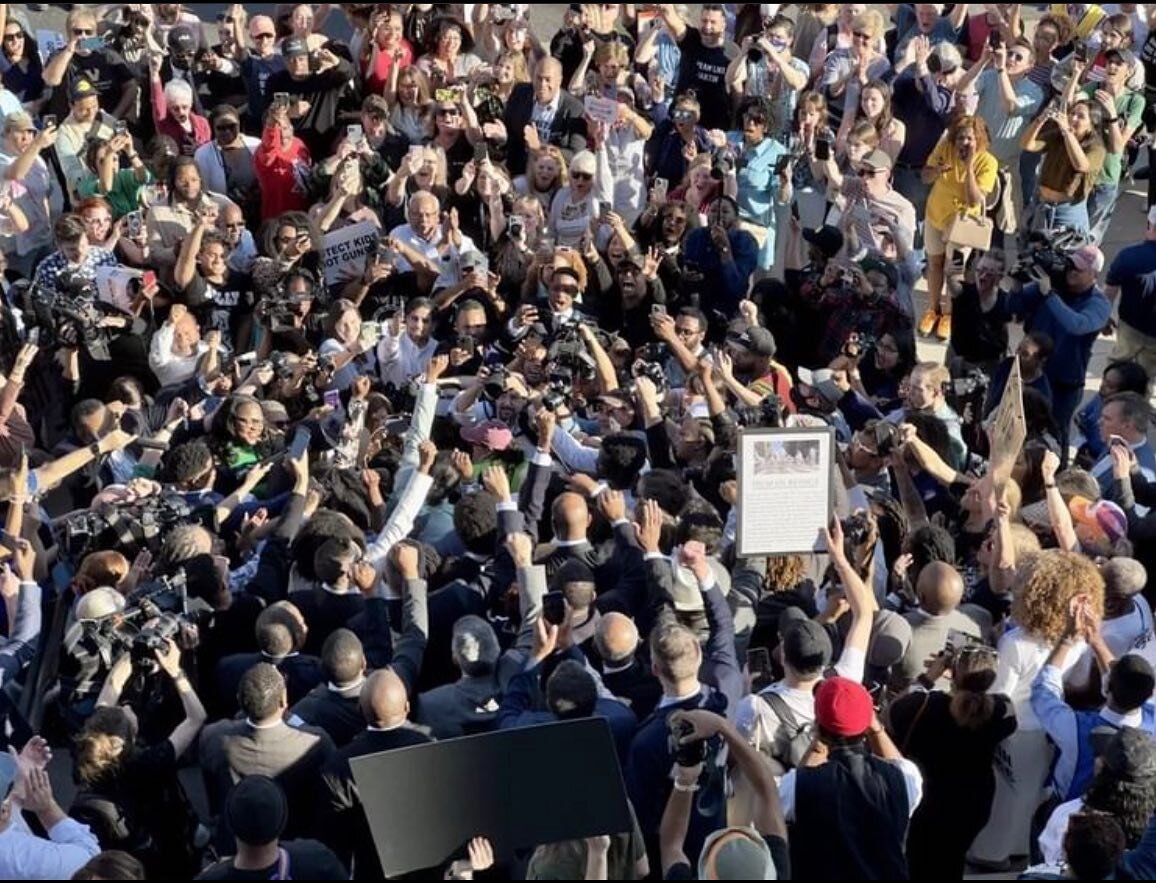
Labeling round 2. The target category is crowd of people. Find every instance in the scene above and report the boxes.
[2,1,1156,880]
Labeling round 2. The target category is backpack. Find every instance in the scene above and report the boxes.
[754,691,815,775]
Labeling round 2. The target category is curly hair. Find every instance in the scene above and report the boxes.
[765,555,807,592]
[1012,550,1105,644]
[74,707,135,786]
[1084,769,1156,847]
[947,114,992,159]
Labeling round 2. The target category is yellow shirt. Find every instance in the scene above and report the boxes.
[1050,4,1106,40]
[925,142,999,232]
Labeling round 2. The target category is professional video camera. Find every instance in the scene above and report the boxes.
[22,271,118,359]
[710,147,736,180]
[547,321,598,381]
[734,395,785,429]
[125,570,211,675]
[264,283,316,333]
[628,358,668,396]
[57,494,196,565]
[1006,228,1091,286]
[541,366,575,413]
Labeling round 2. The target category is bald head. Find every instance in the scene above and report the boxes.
[534,58,563,103]
[595,613,639,664]
[552,493,590,542]
[359,669,409,728]
[917,561,964,615]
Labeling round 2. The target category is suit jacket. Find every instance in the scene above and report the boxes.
[320,726,434,879]
[600,657,663,720]
[415,674,503,739]
[214,652,323,719]
[288,587,366,656]
[288,682,365,748]
[199,718,336,852]
[502,83,588,177]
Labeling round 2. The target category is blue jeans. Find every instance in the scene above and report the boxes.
[1086,181,1121,246]
[1027,200,1090,241]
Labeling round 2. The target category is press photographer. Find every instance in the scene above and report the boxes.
[1005,237,1111,457]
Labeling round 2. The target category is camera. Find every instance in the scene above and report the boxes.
[506,215,525,241]
[629,359,668,395]
[735,394,784,429]
[1007,227,1090,286]
[482,366,510,401]
[58,495,196,565]
[840,512,873,559]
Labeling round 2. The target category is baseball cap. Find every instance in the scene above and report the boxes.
[861,149,893,172]
[75,587,127,621]
[2,111,34,133]
[669,555,732,611]
[69,78,98,103]
[814,676,874,738]
[168,25,197,53]
[460,420,513,451]
[227,776,289,846]
[282,36,309,58]
[459,249,489,277]
[570,150,597,177]
[796,367,844,405]
[618,252,646,271]
[780,618,832,673]
[1101,726,1156,781]
[860,256,899,288]
[1104,47,1137,67]
[802,225,844,258]
[927,42,963,74]
[1069,496,1128,544]
[727,326,777,359]
[698,827,778,880]
[1101,558,1148,597]
[1069,245,1105,274]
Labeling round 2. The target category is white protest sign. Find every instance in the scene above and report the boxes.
[584,95,619,126]
[95,266,143,313]
[320,221,378,286]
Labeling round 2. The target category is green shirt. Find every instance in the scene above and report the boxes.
[1079,86,1144,186]
[76,167,152,219]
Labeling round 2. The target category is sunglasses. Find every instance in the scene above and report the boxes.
[72,28,95,36]
[2,32,23,41]
[436,108,460,117]
[852,31,872,40]
[571,171,593,181]
[744,114,767,125]
[551,285,580,296]
[215,121,239,130]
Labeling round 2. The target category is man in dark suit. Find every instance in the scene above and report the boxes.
[320,554,429,879]
[199,663,337,854]
[498,56,587,176]
[214,603,322,718]
[287,629,368,749]
[593,612,663,720]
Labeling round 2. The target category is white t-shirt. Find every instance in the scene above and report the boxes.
[993,627,1083,731]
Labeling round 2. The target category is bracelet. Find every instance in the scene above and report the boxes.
[89,442,103,458]
[672,780,700,793]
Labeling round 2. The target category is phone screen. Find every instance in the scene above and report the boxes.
[746,647,771,677]
[288,426,311,459]
[323,389,342,410]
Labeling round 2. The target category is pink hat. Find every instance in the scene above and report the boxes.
[1069,245,1105,274]
[461,420,513,451]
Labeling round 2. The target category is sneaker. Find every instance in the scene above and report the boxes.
[917,309,937,337]
[935,314,952,341]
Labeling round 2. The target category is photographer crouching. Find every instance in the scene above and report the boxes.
[1004,232,1111,462]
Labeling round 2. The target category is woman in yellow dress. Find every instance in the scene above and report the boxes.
[918,115,999,341]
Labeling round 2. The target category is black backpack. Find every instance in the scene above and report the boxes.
[756,691,815,775]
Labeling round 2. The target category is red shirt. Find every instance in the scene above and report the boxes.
[255,125,313,220]
[364,41,415,95]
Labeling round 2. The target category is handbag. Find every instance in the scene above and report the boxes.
[944,210,993,251]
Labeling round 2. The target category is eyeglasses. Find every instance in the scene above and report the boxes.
[675,325,702,337]
[1008,52,1030,63]
[224,221,246,229]
[252,32,275,40]
[571,171,593,181]
[276,232,301,244]
[744,115,767,126]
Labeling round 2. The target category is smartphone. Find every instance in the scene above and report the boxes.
[1074,42,1088,63]
[407,144,424,165]
[78,35,105,51]
[988,30,1002,50]
[434,87,457,104]
[27,327,40,346]
[125,210,143,238]
[774,153,792,175]
[141,269,156,290]
[235,351,258,370]
[945,629,981,655]
[359,321,382,348]
[542,591,567,626]
[273,91,290,108]
[650,304,667,316]
[1110,434,1130,449]
[346,123,363,146]
[746,647,771,679]
[287,426,311,460]
[814,136,832,161]
[473,141,489,164]
[114,119,128,136]
[41,114,57,129]
[653,177,669,201]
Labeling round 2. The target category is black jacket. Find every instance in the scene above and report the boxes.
[501,83,588,177]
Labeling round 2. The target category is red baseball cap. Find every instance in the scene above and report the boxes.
[814,677,874,738]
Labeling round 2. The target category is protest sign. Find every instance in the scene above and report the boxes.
[351,718,631,876]
[989,355,1026,496]
[584,95,620,126]
[737,426,835,556]
[320,221,378,286]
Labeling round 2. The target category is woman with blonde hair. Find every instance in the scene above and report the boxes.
[513,145,568,215]
[969,550,1106,870]
[919,115,999,342]
[817,9,890,131]
[386,144,450,208]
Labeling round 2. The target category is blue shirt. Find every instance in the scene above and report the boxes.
[682,226,760,313]
[1007,282,1112,386]
[975,69,1045,165]
[734,137,785,227]
[1107,240,1156,338]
